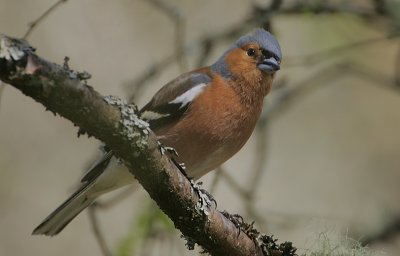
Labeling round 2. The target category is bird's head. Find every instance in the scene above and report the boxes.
[235,28,282,73]
[212,28,282,82]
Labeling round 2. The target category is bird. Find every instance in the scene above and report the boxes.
[32,28,282,236]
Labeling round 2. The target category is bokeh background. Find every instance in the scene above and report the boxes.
[0,0,399,255]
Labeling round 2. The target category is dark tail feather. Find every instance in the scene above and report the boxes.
[32,184,95,236]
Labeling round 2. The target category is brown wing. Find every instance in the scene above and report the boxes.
[140,69,212,130]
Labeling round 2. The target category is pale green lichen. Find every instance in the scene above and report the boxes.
[304,231,381,256]
[67,69,92,83]
[0,35,33,61]
[62,55,91,83]
[103,95,150,148]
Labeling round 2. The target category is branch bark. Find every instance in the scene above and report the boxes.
[0,34,265,256]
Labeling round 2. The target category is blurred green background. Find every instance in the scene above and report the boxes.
[0,0,399,255]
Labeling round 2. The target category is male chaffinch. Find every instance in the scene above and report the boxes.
[33,28,282,236]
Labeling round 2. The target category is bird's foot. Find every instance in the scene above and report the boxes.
[192,180,217,215]
[158,141,187,175]
[220,211,298,255]
[169,157,190,179]
[157,141,179,157]
[221,211,248,238]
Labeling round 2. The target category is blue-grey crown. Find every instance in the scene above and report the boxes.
[235,28,282,61]
[211,28,282,78]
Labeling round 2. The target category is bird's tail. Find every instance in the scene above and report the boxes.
[32,184,95,236]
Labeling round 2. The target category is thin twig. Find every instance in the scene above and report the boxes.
[360,213,400,246]
[126,0,188,102]
[219,170,249,198]
[126,54,176,102]
[209,166,224,194]
[88,205,112,256]
[247,121,270,202]
[284,34,395,67]
[245,202,268,228]
[342,61,400,93]
[146,0,188,72]
[23,0,68,40]
[195,39,213,67]
[280,1,377,17]
[94,186,138,210]
[0,82,4,112]
[88,186,138,255]
[268,62,349,118]
[372,0,388,15]
[395,43,400,87]
[175,18,188,72]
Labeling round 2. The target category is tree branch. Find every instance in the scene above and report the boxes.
[0,34,274,256]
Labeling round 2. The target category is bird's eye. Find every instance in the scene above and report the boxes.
[247,48,256,57]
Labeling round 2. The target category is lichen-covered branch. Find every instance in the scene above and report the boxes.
[0,34,270,256]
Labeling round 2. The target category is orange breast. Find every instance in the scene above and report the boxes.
[157,75,264,179]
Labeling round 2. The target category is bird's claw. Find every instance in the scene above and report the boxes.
[178,162,186,170]
[192,181,217,215]
[170,157,190,179]
[221,211,246,238]
[164,146,179,157]
[158,141,179,157]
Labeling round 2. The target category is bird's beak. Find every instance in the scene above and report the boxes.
[258,57,280,73]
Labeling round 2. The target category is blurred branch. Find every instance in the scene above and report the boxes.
[209,166,223,194]
[246,108,273,200]
[210,167,268,227]
[284,34,396,67]
[0,0,69,112]
[0,82,4,111]
[343,61,400,93]
[195,38,213,68]
[23,0,68,39]
[196,0,282,67]
[0,34,297,256]
[372,0,388,15]
[219,168,249,198]
[125,0,188,102]
[86,184,141,254]
[361,214,400,246]
[95,186,138,210]
[280,1,378,17]
[146,0,188,72]
[87,187,137,255]
[126,55,176,102]
[88,205,112,256]
[395,43,400,87]
[117,202,177,256]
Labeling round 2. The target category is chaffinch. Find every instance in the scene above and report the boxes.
[33,28,282,236]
